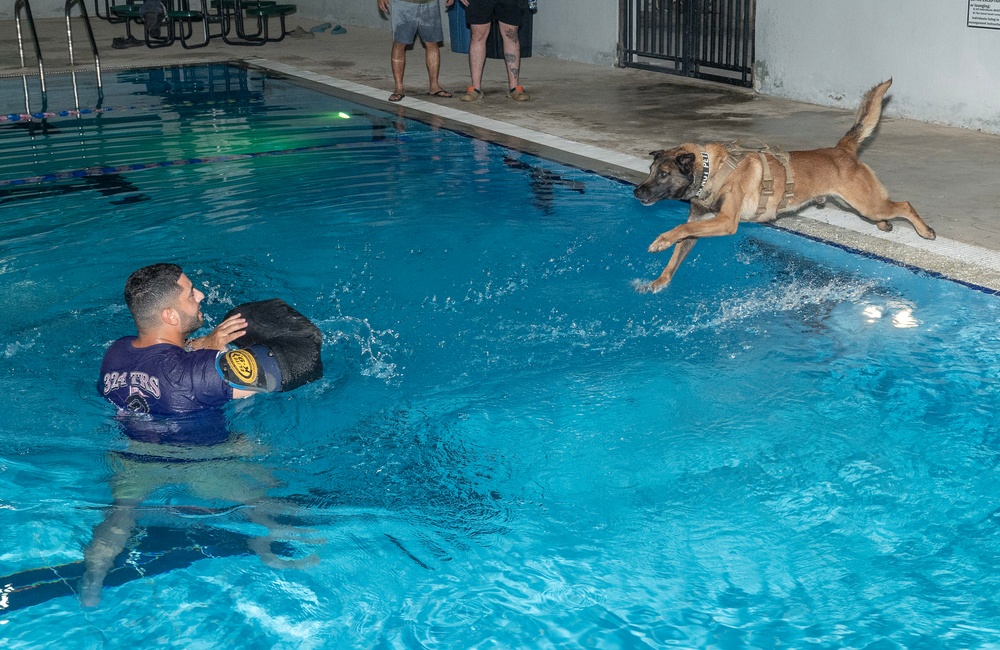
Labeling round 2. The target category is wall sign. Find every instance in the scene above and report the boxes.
[969,0,1000,29]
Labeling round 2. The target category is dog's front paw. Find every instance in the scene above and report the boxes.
[647,235,675,253]
[631,278,667,294]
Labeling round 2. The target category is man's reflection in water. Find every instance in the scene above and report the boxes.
[80,410,320,608]
[503,156,586,216]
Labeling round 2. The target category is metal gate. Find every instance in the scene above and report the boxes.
[618,0,755,87]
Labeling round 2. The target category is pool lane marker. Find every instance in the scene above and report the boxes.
[1,107,125,122]
[251,58,1000,278]
[1,98,262,123]
[0,140,391,188]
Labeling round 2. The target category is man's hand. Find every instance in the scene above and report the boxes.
[378,0,389,13]
[191,313,247,351]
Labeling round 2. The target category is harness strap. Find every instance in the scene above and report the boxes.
[755,152,773,216]
[774,152,795,212]
[723,142,795,216]
[693,143,795,216]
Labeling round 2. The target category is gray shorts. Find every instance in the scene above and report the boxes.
[391,0,444,44]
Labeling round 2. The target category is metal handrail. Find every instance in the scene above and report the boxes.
[66,0,104,91]
[14,0,47,95]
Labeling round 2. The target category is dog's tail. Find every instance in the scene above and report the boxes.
[836,79,892,156]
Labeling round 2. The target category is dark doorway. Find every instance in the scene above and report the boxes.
[618,0,755,87]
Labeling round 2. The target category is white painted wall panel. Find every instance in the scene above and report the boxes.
[754,0,1000,133]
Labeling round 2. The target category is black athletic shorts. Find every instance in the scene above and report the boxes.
[465,0,522,27]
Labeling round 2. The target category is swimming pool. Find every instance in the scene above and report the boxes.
[2,62,1000,647]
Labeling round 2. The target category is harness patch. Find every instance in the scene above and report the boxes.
[216,344,284,393]
[694,150,711,198]
[225,349,258,384]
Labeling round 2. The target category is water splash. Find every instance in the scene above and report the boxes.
[324,315,399,382]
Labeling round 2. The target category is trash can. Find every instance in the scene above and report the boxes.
[447,2,532,58]
[447,2,471,54]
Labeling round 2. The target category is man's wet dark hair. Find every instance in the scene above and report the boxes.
[124,263,183,331]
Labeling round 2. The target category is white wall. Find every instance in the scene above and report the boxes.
[755,0,1000,133]
[530,0,617,66]
[303,0,384,29]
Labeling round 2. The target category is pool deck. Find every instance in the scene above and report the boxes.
[3,17,1000,290]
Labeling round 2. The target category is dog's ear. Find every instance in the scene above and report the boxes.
[649,149,666,158]
[676,153,696,176]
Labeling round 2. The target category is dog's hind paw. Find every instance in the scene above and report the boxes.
[631,279,653,293]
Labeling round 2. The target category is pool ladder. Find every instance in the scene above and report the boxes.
[14,0,104,117]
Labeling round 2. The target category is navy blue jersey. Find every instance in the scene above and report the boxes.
[98,337,233,415]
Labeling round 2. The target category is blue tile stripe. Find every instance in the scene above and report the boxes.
[0,139,393,188]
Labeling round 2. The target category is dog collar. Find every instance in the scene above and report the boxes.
[694,151,711,198]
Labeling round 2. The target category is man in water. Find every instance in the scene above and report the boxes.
[98,262,255,415]
[83,264,317,608]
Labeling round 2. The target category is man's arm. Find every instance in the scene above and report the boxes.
[189,313,256,399]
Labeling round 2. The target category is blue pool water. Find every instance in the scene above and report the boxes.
[2,64,1000,648]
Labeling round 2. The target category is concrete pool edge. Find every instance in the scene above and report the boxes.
[252,58,1000,294]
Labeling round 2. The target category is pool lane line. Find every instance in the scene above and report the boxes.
[0,139,393,188]
[1,106,131,122]
[0,98,263,124]
[250,59,1000,287]
[1,98,263,123]
[0,523,265,614]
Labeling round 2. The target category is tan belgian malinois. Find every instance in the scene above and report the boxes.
[632,79,936,293]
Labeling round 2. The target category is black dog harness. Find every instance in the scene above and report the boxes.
[693,142,795,217]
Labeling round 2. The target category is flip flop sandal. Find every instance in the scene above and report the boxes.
[309,22,331,32]
[388,93,405,102]
[330,25,347,34]
[427,90,453,98]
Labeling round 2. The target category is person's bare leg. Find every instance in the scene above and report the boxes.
[245,498,322,569]
[468,22,490,91]
[425,41,448,95]
[80,499,140,608]
[498,20,521,89]
[390,41,407,98]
